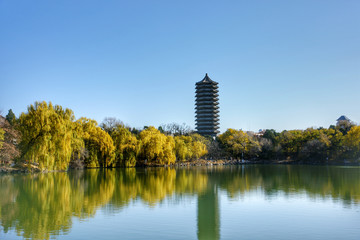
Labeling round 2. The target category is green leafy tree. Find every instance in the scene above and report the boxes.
[278,130,305,158]
[218,129,250,158]
[5,109,16,126]
[343,126,360,159]
[262,129,279,144]
[296,128,326,161]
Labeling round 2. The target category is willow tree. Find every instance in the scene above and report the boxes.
[190,135,208,160]
[138,126,175,165]
[18,101,80,171]
[111,126,138,167]
[174,135,207,161]
[76,118,115,168]
[174,136,191,161]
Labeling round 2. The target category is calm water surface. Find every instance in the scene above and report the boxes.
[0,165,359,240]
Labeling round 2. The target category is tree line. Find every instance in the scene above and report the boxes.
[0,101,208,171]
[0,101,359,171]
[218,123,360,163]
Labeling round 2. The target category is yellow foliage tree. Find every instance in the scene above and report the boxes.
[18,101,81,171]
[174,135,207,161]
[76,118,115,168]
[191,138,208,159]
[344,126,360,149]
[138,126,176,165]
[278,130,305,156]
[218,129,250,158]
[111,126,139,167]
[0,127,4,150]
[174,136,192,161]
[343,126,360,158]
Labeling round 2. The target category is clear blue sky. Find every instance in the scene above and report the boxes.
[1,0,359,133]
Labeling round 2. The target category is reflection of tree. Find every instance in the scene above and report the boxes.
[110,168,178,207]
[0,175,18,208]
[110,168,208,207]
[0,168,210,239]
[175,169,208,195]
[69,170,116,218]
[0,171,117,239]
[0,173,73,240]
[217,165,360,205]
[0,166,359,239]
[138,168,177,205]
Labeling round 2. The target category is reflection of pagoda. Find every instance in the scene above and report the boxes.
[197,171,220,240]
[195,74,220,137]
[197,187,219,240]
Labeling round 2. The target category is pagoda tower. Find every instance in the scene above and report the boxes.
[195,73,220,137]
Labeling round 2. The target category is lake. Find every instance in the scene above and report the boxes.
[0,165,359,240]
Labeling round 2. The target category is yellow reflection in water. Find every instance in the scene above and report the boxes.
[0,165,359,239]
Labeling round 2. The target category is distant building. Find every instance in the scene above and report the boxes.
[195,74,220,137]
[337,115,350,122]
[336,115,354,133]
[336,115,351,126]
[254,129,266,137]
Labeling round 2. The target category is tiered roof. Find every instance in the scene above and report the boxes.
[195,74,220,137]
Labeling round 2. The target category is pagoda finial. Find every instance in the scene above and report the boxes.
[200,73,213,82]
[204,73,210,80]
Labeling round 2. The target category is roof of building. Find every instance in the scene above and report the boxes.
[337,115,350,121]
[196,73,218,85]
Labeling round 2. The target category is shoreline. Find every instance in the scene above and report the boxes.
[1,159,359,174]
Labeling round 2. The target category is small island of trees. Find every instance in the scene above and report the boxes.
[0,101,359,172]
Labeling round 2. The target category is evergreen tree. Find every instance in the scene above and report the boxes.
[6,109,16,125]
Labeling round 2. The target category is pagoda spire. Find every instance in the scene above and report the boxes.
[201,73,212,82]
